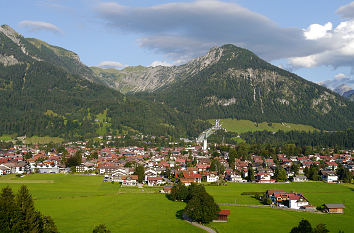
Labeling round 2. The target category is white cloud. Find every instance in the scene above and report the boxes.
[96,0,354,71]
[149,61,172,67]
[97,61,127,69]
[337,1,354,19]
[289,20,354,70]
[304,22,332,40]
[96,0,323,63]
[18,20,62,34]
[335,73,347,79]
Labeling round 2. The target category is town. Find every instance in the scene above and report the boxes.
[1,136,352,189]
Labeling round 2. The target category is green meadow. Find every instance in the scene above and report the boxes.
[210,119,319,134]
[1,174,353,233]
[206,182,354,233]
[0,174,202,233]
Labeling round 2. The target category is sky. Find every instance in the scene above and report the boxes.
[1,0,354,87]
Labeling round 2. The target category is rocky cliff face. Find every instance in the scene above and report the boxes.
[91,46,226,93]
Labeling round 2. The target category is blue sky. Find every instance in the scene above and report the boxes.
[2,0,354,85]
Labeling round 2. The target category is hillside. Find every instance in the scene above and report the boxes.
[0,25,208,139]
[137,45,354,131]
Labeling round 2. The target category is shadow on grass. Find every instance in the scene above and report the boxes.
[175,209,185,220]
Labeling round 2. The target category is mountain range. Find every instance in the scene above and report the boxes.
[1,25,353,139]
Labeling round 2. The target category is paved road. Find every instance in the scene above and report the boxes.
[183,214,217,233]
[217,203,321,213]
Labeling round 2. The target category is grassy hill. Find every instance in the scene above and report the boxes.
[209,118,319,134]
[1,174,353,233]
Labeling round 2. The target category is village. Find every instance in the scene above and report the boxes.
[0,138,352,187]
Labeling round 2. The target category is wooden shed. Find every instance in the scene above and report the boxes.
[324,204,346,213]
[215,209,230,222]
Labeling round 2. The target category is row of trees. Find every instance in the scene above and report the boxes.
[0,185,58,233]
[169,183,220,223]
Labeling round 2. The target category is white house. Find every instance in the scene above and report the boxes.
[293,175,307,182]
[321,171,338,183]
[230,174,247,183]
[207,173,219,183]
[147,176,165,186]
[30,163,59,174]
[289,195,309,209]
[0,165,11,175]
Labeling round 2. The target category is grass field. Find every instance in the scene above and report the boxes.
[24,136,65,144]
[209,119,319,134]
[0,134,13,141]
[206,182,354,233]
[0,174,202,233]
[1,175,353,233]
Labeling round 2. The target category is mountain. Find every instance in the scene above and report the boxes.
[319,76,354,101]
[131,45,354,131]
[90,48,226,94]
[343,90,354,101]
[0,25,207,139]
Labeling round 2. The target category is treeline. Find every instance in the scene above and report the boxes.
[241,129,354,148]
[0,185,57,232]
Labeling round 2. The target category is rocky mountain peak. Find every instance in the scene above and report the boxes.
[0,24,21,44]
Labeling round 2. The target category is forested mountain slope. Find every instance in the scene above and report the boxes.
[137,45,354,130]
[0,25,208,139]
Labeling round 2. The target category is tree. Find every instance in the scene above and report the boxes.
[336,164,353,183]
[313,224,329,233]
[170,182,189,201]
[0,186,17,232]
[134,165,145,183]
[0,186,58,233]
[228,148,237,169]
[65,150,82,167]
[247,164,255,182]
[290,219,312,233]
[184,191,220,224]
[16,185,40,232]
[274,167,287,182]
[210,159,225,175]
[186,183,206,202]
[93,224,111,233]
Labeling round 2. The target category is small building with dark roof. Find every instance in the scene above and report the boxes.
[324,204,346,213]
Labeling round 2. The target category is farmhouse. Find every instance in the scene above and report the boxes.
[266,190,309,209]
[324,204,346,213]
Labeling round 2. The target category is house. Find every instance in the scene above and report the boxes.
[288,193,309,209]
[321,171,338,183]
[293,175,307,182]
[207,173,219,183]
[0,165,11,175]
[230,174,247,183]
[324,204,346,213]
[147,176,165,186]
[30,163,59,174]
[214,209,230,222]
[159,185,173,194]
[182,170,202,183]
[121,175,138,186]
